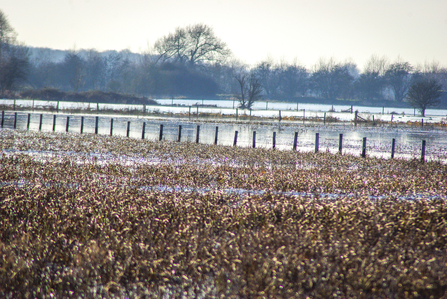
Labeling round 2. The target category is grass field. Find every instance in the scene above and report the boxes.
[1,129,446,298]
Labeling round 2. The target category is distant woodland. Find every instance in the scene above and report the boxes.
[1,10,446,110]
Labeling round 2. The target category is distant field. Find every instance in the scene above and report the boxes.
[1,129,446,298]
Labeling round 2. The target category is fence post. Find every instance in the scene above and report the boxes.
[127,121,131,138]
[38,114,42,131]
[196,125,200,143]
[1,111,4,128]
[293,132,298,151]
[315,133,319,153]
[351,105,353,114]
[266,101,268,110]
[178,125,182,142]
[252,131,256,148]
[14,112,17,129]
[273,131,276,149]
[236,108,238,120]
[159,124,163,141]
[13,99,16,110]
[279,110,282,122]
[324,112,326,125]
[189,106,191,120]
[361,137,367,158]
[303,109,305,123]
[66,116,70,132]
[391,138,396,159]
[233,131,238,147]
[142,122,146,140]
[421,140,426,163]
[339,133,343,155]
[56,101,59,113]
[421,119,424,127]
[382,106,384,115]
[80,116,84,134]
[53,115,56,132]
[354,111,358,127]
[27,113,31,130]
[196,106,199,118]
[110,118,113,136]
[214,126,219,145]
[95,116,99,134]
[97,103,99,112]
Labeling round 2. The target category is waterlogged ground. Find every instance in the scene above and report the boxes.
[1,129,447,298]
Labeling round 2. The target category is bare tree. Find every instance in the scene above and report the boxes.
[384,58,413,102]
[355,55,389,102]
[0,10,29,96]
[277,59,308,99]
[0,10,16,58]
[253,58,279,97]
[234,70,262,109]
[310,57,355,100]
[154,24,231,66]
[406,78,442,117]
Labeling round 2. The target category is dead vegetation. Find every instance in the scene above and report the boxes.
[1,130,447,298]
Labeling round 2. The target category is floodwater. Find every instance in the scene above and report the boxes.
[2,111,447,162]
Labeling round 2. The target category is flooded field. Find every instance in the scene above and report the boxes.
[1,126,447,298]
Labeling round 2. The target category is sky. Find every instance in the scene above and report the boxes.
[2,0,447,70]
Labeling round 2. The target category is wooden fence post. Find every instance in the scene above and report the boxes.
[178,125,182,142]
[233,131,238,147]
[303,109,305,123]
[66,116,70,132]
[126,121,131,137]
[324,112,326,125]
[361,137,367,158]
[53,115,56,132]
[14,112,17,129]
[95,116,99,134]
[273,132,276,149]
[421,140,426,163]
[252,131,256,148]
[27,113,31,130]
[391,138,396,159]
[315,133,319,153]
[80,116,84,134]
[339,134,343,155]
[279,110,282,122]
[355,111,358,127]
[142,122,146,140]
[159,124,163,141]
[110,118,113,136]
[1,111,4,128]
[214,126,219,145]
[196,125,200,143]
[38,114,43,131]
[293,132,298,151]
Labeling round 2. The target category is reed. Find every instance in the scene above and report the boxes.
[1,129,446,298]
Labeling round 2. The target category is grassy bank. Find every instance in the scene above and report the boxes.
[1,130,446,298]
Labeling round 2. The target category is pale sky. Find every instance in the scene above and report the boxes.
[2,0,447,70]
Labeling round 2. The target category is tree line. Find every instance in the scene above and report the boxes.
[1,10,445,115]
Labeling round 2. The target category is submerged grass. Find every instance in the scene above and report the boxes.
[1,129,447,298]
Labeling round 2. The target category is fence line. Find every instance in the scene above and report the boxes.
[0,111,434,161]
[1,99,446,125]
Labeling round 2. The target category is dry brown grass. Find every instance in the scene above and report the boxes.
[1,130,446,298]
